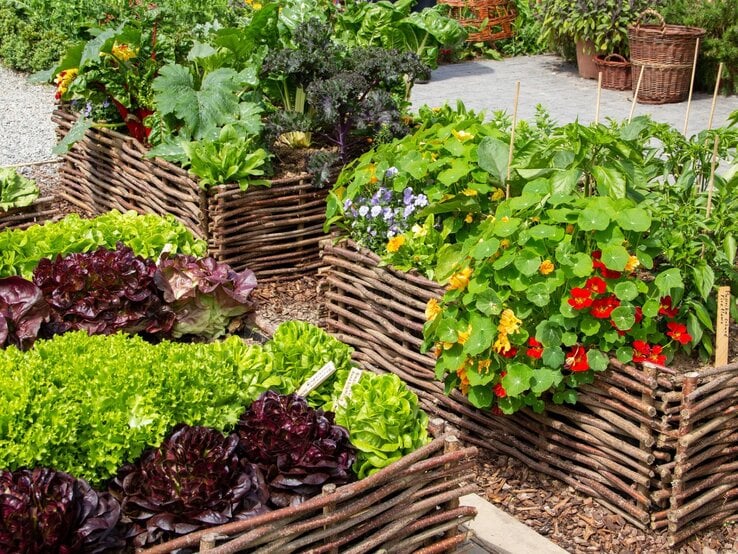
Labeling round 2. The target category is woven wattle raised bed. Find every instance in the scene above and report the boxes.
[139,432,477,554]
[52,109,330,282]
[437,0,516,43]
[0,197,57,231]
[320,238,738,546]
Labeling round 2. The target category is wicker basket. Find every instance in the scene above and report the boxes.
[52,109,331,282]
[628,9,705,104]
[437,0,516,43]
[320,238,738,546]
[138,433,478,554]
[0,197,58,231]
[594,53,633,91]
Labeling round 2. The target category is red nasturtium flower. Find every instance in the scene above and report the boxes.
[631,341,667,365]
[634,306,644,324]
[493,383,507,398]
[500,346,518,359]
[568,287,594,310]
[590,296,620,319]
[666,321,692,345]
[565,345,589,372]
[659,296,679,318]
[585,276,607,295]
[591,251,623,279]
[526,337,544,359]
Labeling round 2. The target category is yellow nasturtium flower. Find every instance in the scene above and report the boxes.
[491,188,505,201]
[457,325,472,345]
[539,259,555,275]
[447,266,473,291]
[464,213,474,223]
[462,188,478,197]
[493,332,512,354]
[498,309,522,335]
[425,298,442,321]
[386,235,405,253]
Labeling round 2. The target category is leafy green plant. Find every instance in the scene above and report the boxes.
[0,331,274,484]
[0,168,40,211]
[0,276,49,351]
[335,372,430,479]
[0,210,206,279]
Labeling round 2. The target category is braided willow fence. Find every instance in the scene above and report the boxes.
[321,238,738,545]
[139,433,477,554]
[53,110,330,281]
[0,197,57,231]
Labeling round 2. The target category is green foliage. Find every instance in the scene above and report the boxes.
[335,373,430,478]
[534,0,653,56]
[0,169,39,211]
[659,0,738,94]
[495,0,547,57]
[0,332,273,484]
[0,6,69,72]
[0,210,206,278]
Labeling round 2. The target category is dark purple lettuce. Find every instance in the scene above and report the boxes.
[0,468,122,554]
[0,276,49,350]
[32,243,174,338]
[154,254,257,340]
[236,391,356,507]
[110,425,269,547]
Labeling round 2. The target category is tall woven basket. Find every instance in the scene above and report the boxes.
[627,9,705,104]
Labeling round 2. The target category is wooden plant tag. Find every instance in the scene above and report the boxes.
[715,286,731,367]
[296,362,337,398]
[337,367,364,408]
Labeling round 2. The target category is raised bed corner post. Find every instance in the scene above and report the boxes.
[321,483,339,554]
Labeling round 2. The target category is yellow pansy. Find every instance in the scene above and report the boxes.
[386,235,406,253]
[425,298,442,321]
[539,259,555,275]
[624,255,640,273]
[498,309,522,335]
[451,129,474,142]
[447,266,473,291]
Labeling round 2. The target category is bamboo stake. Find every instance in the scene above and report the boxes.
[705,135,720,219]
[0,158,63,170]
[506,80,520,200]
[595,71,603,124]
[629,66,645,122]
[707,62,724,130]
[683,37,701,136]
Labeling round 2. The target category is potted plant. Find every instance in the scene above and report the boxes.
[536,0,652,79]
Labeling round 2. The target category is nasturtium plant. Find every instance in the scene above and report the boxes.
[423,184,693,414]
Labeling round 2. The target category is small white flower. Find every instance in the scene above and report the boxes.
[370,205,382,217]
[359,206,369,217]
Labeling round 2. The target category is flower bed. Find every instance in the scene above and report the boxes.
[321,238,738,545]
[0,196,57,231]
[53,109,330,282]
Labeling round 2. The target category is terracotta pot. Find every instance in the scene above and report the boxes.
[575,39,601,80]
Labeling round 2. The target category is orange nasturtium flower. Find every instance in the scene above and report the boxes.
[539,259,555,275]
[425,298,442,321]
[386,235,405,253]
[111,43,136,61]
[624,255,640,273]
[447,266,473,291]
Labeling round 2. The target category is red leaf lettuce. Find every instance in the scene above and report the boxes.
[0,276,49,350]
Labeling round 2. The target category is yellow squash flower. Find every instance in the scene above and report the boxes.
[447,266,473,291]
[451,129,474,142]
[498,309,522,335]
[624,255,640,273]
[386,235,406,253]
[539,259,555,275]
[425,298,442,321]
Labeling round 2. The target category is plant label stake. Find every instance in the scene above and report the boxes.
[595,71,603,124]
[629,66,645,123]
[707,62,725,131]
[682,37,701,136]
[337,367,363,408]
[715,286,731,367]
[296,361,338,397]
[506,80,520,200]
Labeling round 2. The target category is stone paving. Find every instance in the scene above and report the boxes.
[411,54,738,134]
